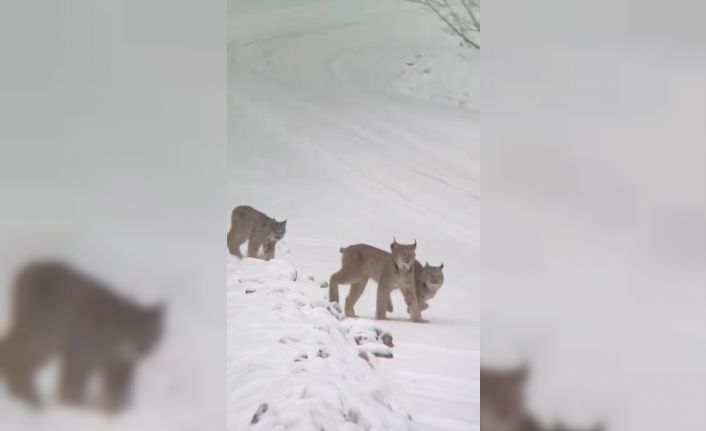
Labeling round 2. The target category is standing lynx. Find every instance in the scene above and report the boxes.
[387,261,444,316]
[0,261,164,413]
[328,239,422,322]
[227,205,287,260]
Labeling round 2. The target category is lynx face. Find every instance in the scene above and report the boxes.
[268,219,287,242]
[420,262,444,296]
[390,239,416,272]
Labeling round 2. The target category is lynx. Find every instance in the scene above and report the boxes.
[328,239,422,322]
[0,261,164,413]
[481,365,531,431]
[387,261,444,315]
[227,205,287,261]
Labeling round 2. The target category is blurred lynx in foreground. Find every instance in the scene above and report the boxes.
[0,261,164,413]
[481,365,605,431]
[227,205,287,260]
[329,239,423,322]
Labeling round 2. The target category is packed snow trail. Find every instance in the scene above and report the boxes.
[229,0,479,429]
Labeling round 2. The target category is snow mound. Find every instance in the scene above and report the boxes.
[228,257,414,431]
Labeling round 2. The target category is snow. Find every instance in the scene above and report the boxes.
[228,257,411,430]
[229,0,479,430]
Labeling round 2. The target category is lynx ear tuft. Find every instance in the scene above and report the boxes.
[440,263,444,269]
[413,239,417,248]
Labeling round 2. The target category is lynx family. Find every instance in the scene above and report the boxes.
[0,261,164,413]
[227,205,287,261]
[329,239,423,322]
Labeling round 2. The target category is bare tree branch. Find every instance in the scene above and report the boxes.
[408,0,480,49]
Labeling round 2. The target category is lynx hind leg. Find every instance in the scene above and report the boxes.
[329,268,361,304]
[5,360,43,407]
[386,294,394,312]
[226,230,245,258]
[2,336,47,407]
[101,362,134,414]
[344,277,368,317]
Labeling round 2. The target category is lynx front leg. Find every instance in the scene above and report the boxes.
[407,297,429,313]
[101,361,134,414]
[375,279,391,320]
[246,236,262,258]
[262,240,276,261]
[402,287,424,323]
[57,353,92,406]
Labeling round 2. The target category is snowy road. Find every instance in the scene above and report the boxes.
[229,0,479,429]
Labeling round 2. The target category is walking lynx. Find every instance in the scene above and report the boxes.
[387,261,444,315]
[227,205,287,260]
[0,261,164,413]
[329,239,422,322]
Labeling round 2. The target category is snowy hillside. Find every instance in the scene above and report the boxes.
[228,258,413,430]
[228,0,480,430]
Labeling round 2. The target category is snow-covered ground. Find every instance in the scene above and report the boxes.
[228,0,479,430]
[228,258,412,430]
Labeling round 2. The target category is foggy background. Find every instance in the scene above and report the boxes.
[483,0,706,430]
[0,0,226,429]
